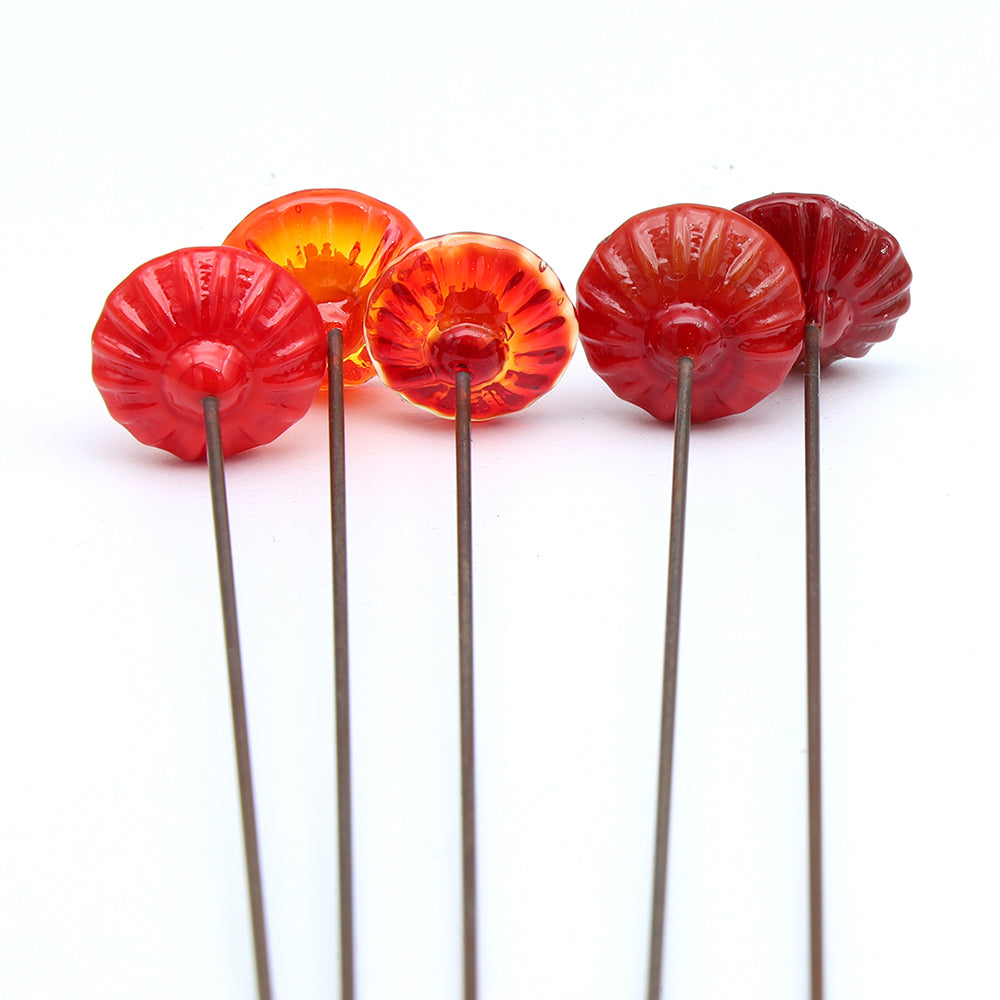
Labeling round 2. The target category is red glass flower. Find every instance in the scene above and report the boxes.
[92,246,327,461]
[733,193,912,366]
[364,233,578,420]
[576,205,805,423]
[225,189,422,385]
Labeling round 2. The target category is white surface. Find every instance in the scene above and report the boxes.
[1,1,997,998]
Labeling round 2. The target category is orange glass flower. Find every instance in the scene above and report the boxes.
[225,189,422,385]
[364,234,578,420]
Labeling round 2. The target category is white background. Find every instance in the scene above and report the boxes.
[2,1,997,998]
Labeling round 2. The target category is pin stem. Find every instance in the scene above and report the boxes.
[328,329,356,1000]
[456,370,478,1000]
[203,395,273,1000]
[648,355,694,1000]
[804,323,824,1000]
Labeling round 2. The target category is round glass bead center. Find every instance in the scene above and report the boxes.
[645,303,726,374]
[163,340,252,417]
[428,323,507,386]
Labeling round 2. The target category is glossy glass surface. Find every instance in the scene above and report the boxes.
[733,193,912,366]
[365,233,578,419]
[92,246,327,460]
[576,205,805,423]
[225,189,422,385]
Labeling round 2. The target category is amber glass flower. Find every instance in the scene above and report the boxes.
[364,234,578,419]
[576,204,806,423]
[92,246,327,460]
[225,189,422,384]
[733,193,912,366]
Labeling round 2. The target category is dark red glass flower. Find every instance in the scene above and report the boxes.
[576,204,805,423]
[733,193,912,366]
[365,233,578,419]
[225,189,422,385]
[92,246,327,460]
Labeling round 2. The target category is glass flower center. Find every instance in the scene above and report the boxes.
[162,340,252,417]
[286,241,365,303]
[427,323,508,385]
[425,288,510,386]
[812,291,853,348]
[645,303,726,375]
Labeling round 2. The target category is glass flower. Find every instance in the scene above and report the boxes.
[364,233,578,419]
[733,193,912,366]
[576,204,805,423]
[225,189,422,385]
[92,246,327,460]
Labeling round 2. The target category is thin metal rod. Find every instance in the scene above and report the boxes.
[203,396,273,1000]
[455,370,478,1000]
[328,329,356,1000]
[647,355,694,1000]
[804,323,824,1000]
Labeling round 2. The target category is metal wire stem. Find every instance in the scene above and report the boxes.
[647,356,694,1000]
[203,395,272,1000]
[456,370,478,1000]
[804,323,824,1000]
[328,329,356,1000]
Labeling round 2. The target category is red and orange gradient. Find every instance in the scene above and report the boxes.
[225,189,422,385]
[365,233,578,420]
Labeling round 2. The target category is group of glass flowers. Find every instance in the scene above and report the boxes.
[90,189,913,1000]
[91,189,911,447]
